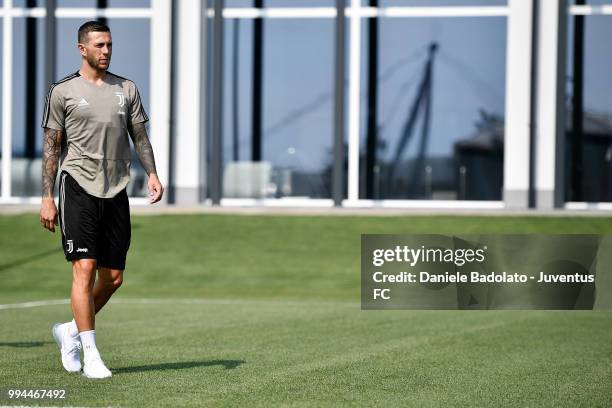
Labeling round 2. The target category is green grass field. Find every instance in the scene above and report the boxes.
[1,213,611,407]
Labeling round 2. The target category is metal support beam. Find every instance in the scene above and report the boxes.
[528,0,539,209]
[211,0,224,205]
[2,0,15,199]
[570,0,585,201]
[167,0,178,203]
[44,0,56,92]
[365,0,378,199]
[97,0,107,25]
[333,0,346,206]
[25,0,37,159]
[232,18,240,162]
[347,0,361,203]
[199,0,209,202]
[252,0,264,162]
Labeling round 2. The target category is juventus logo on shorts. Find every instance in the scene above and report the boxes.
[67,240,74,254]
[115,92,125,107]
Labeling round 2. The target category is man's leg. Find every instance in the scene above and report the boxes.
[70,260,113,378]
[71,259,97,331]
[93,268,124,313]
[52,173,99,373]
[52,258,96,373]
[53,172,111,377]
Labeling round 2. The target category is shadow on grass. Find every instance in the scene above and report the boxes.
[0,341,52,348]
[113,360,245,374]
[0,247,58,272]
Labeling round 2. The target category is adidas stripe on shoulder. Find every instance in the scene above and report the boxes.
[42,71,80,128]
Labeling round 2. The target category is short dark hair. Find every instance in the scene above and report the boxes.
[78,21,110,44]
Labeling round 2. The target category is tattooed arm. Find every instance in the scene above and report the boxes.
[128,122,157,176]
[128,122,164,203]
[40,127,63,232]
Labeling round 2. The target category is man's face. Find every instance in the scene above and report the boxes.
[78,31,112,70]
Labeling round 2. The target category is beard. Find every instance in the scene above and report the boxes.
[86,53,110,70]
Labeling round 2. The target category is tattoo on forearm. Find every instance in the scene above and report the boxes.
[42,128,63,198]
[129,123,157,176]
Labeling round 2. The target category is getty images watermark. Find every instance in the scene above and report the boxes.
[361,235,611,310]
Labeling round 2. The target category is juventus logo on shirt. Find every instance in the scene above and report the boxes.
[115,92,125,107]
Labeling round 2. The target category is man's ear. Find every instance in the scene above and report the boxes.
[77,43,86,57]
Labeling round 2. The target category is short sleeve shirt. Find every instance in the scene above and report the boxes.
[41,71,149,198]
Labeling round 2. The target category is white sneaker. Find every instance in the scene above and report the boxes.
[52,323,82,373]
[82,356,112,379]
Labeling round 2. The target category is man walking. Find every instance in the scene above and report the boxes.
[39,21,163,379]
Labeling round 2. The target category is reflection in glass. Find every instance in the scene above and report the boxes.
[13,0,42,7]
[225,0,334,7]
[107,0,150,7]
[56,0,97,7]
[380,0,507,5]
[571,0,612,5]
[361,17,506,200]
[566,15,612,202]
[11,17,45,196]
[219,17,335,199]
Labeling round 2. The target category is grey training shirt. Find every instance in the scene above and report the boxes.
[42,71,149,198]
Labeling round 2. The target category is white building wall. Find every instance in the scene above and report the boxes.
[173,0,203,204]
[503,0,533,209]
[535,0,567,209]
[150,0,172,202]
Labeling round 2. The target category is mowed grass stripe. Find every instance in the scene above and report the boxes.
[2,302,610,407]
[206,320,518,397]
[0,297,358,311]
[208,312,611,407]
[1,214,612,406]
[3,214,612,302]
[1,303,524,406]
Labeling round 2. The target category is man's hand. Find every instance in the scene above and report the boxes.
[148,173,164,204]
[40,197,59,232]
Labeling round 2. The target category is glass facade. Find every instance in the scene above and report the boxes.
[566,12,612,202]
[225,1,335,7]
[106,0,150,7]
[9,2,152,11]
[220,17,335,199]
[380,0,507,5]
[11,16,45,196]
[578,0,612,4]
[360,17,506,200]
[12,1,40,7]
[1,1,611,208]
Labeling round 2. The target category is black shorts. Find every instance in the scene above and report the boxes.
[58,171,131,269]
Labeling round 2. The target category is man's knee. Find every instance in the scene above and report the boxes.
[109,273,123,290]
[72,259,97,290]
[100,269,123,291]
